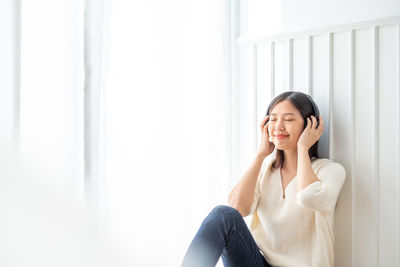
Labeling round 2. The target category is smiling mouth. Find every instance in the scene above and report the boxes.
[275,135,289,139]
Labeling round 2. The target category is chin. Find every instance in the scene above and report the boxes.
[274,143,295,151]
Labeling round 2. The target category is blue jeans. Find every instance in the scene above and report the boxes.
[181,205,274,267]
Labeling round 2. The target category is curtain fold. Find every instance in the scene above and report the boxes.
[0,0,20,151]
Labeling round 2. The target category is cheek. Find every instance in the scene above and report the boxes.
[289,125,304,137]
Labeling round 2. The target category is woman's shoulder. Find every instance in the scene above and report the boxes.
[258,157,278,181]
[261,157,276,173]
[312,157,343,166]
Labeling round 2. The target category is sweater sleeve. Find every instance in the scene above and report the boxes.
[295,161,346,214]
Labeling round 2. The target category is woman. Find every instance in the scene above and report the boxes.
[181,91,346,267]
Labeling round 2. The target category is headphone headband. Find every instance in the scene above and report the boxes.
[264,92,320,127]
[306,95,319,115]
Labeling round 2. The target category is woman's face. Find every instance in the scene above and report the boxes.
[268,100,305,150]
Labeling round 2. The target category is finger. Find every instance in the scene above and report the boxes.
[313,116,319,129]
[318,119,324,129]
[306,117,311,129]
[260,115,269,125]
[318,123,324,134]
[261,116,270,129]
[315,115,323,129]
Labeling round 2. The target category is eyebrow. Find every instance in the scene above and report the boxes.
[270,113,296,116]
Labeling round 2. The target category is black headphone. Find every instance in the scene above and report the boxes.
[305,94,320,128]
[264,94,320,128]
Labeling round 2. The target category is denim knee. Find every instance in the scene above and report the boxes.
[207,205,242,221]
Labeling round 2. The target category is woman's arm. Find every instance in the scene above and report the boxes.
[296,146,320,193]
[295,115,347,214]
[295,159,346,214]
[228,152,267,217]
[296,115,323,195]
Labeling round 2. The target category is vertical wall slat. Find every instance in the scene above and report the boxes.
[354,27,377,266]
[253,45,258,153]
[310,34,330,158]
[289,38,293,91]
[331,31,353,267]
[328,33,333,158]
[274,40,289,95]
[292,38,309,94]
[397,22,400,267]
[308,36,313,96]
[271,41,275,98]
[350,29,356,267]
[377,24,399,266]
[373,26,380,267]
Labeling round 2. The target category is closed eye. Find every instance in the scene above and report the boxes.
[270,119,293,121]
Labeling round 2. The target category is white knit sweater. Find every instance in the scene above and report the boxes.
[248,157,346,267]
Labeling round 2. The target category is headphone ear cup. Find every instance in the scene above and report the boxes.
[312,103,320,127]
[307,95,320,127]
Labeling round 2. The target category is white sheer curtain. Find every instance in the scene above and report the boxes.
[0,1,109,267]
[0,0,232,266]
[98,1,231,266]
[18,0,84,198]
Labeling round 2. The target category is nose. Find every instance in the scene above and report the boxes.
[272,118,286,132]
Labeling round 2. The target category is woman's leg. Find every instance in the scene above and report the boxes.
[181,205,273,267]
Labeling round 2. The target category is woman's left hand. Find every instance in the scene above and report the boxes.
[297,115,324,150]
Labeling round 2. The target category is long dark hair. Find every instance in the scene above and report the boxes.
[266,91,320,170]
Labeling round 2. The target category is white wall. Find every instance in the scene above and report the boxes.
[281,0,400,33]
[240,0,400,36]
[234,13,400,267]
[234,2,400,266]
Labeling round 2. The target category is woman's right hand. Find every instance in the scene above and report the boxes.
[257,115,275,157]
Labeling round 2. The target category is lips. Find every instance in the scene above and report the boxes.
[275,135,289,139]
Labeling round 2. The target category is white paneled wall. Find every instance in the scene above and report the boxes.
[238,16,400,267]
